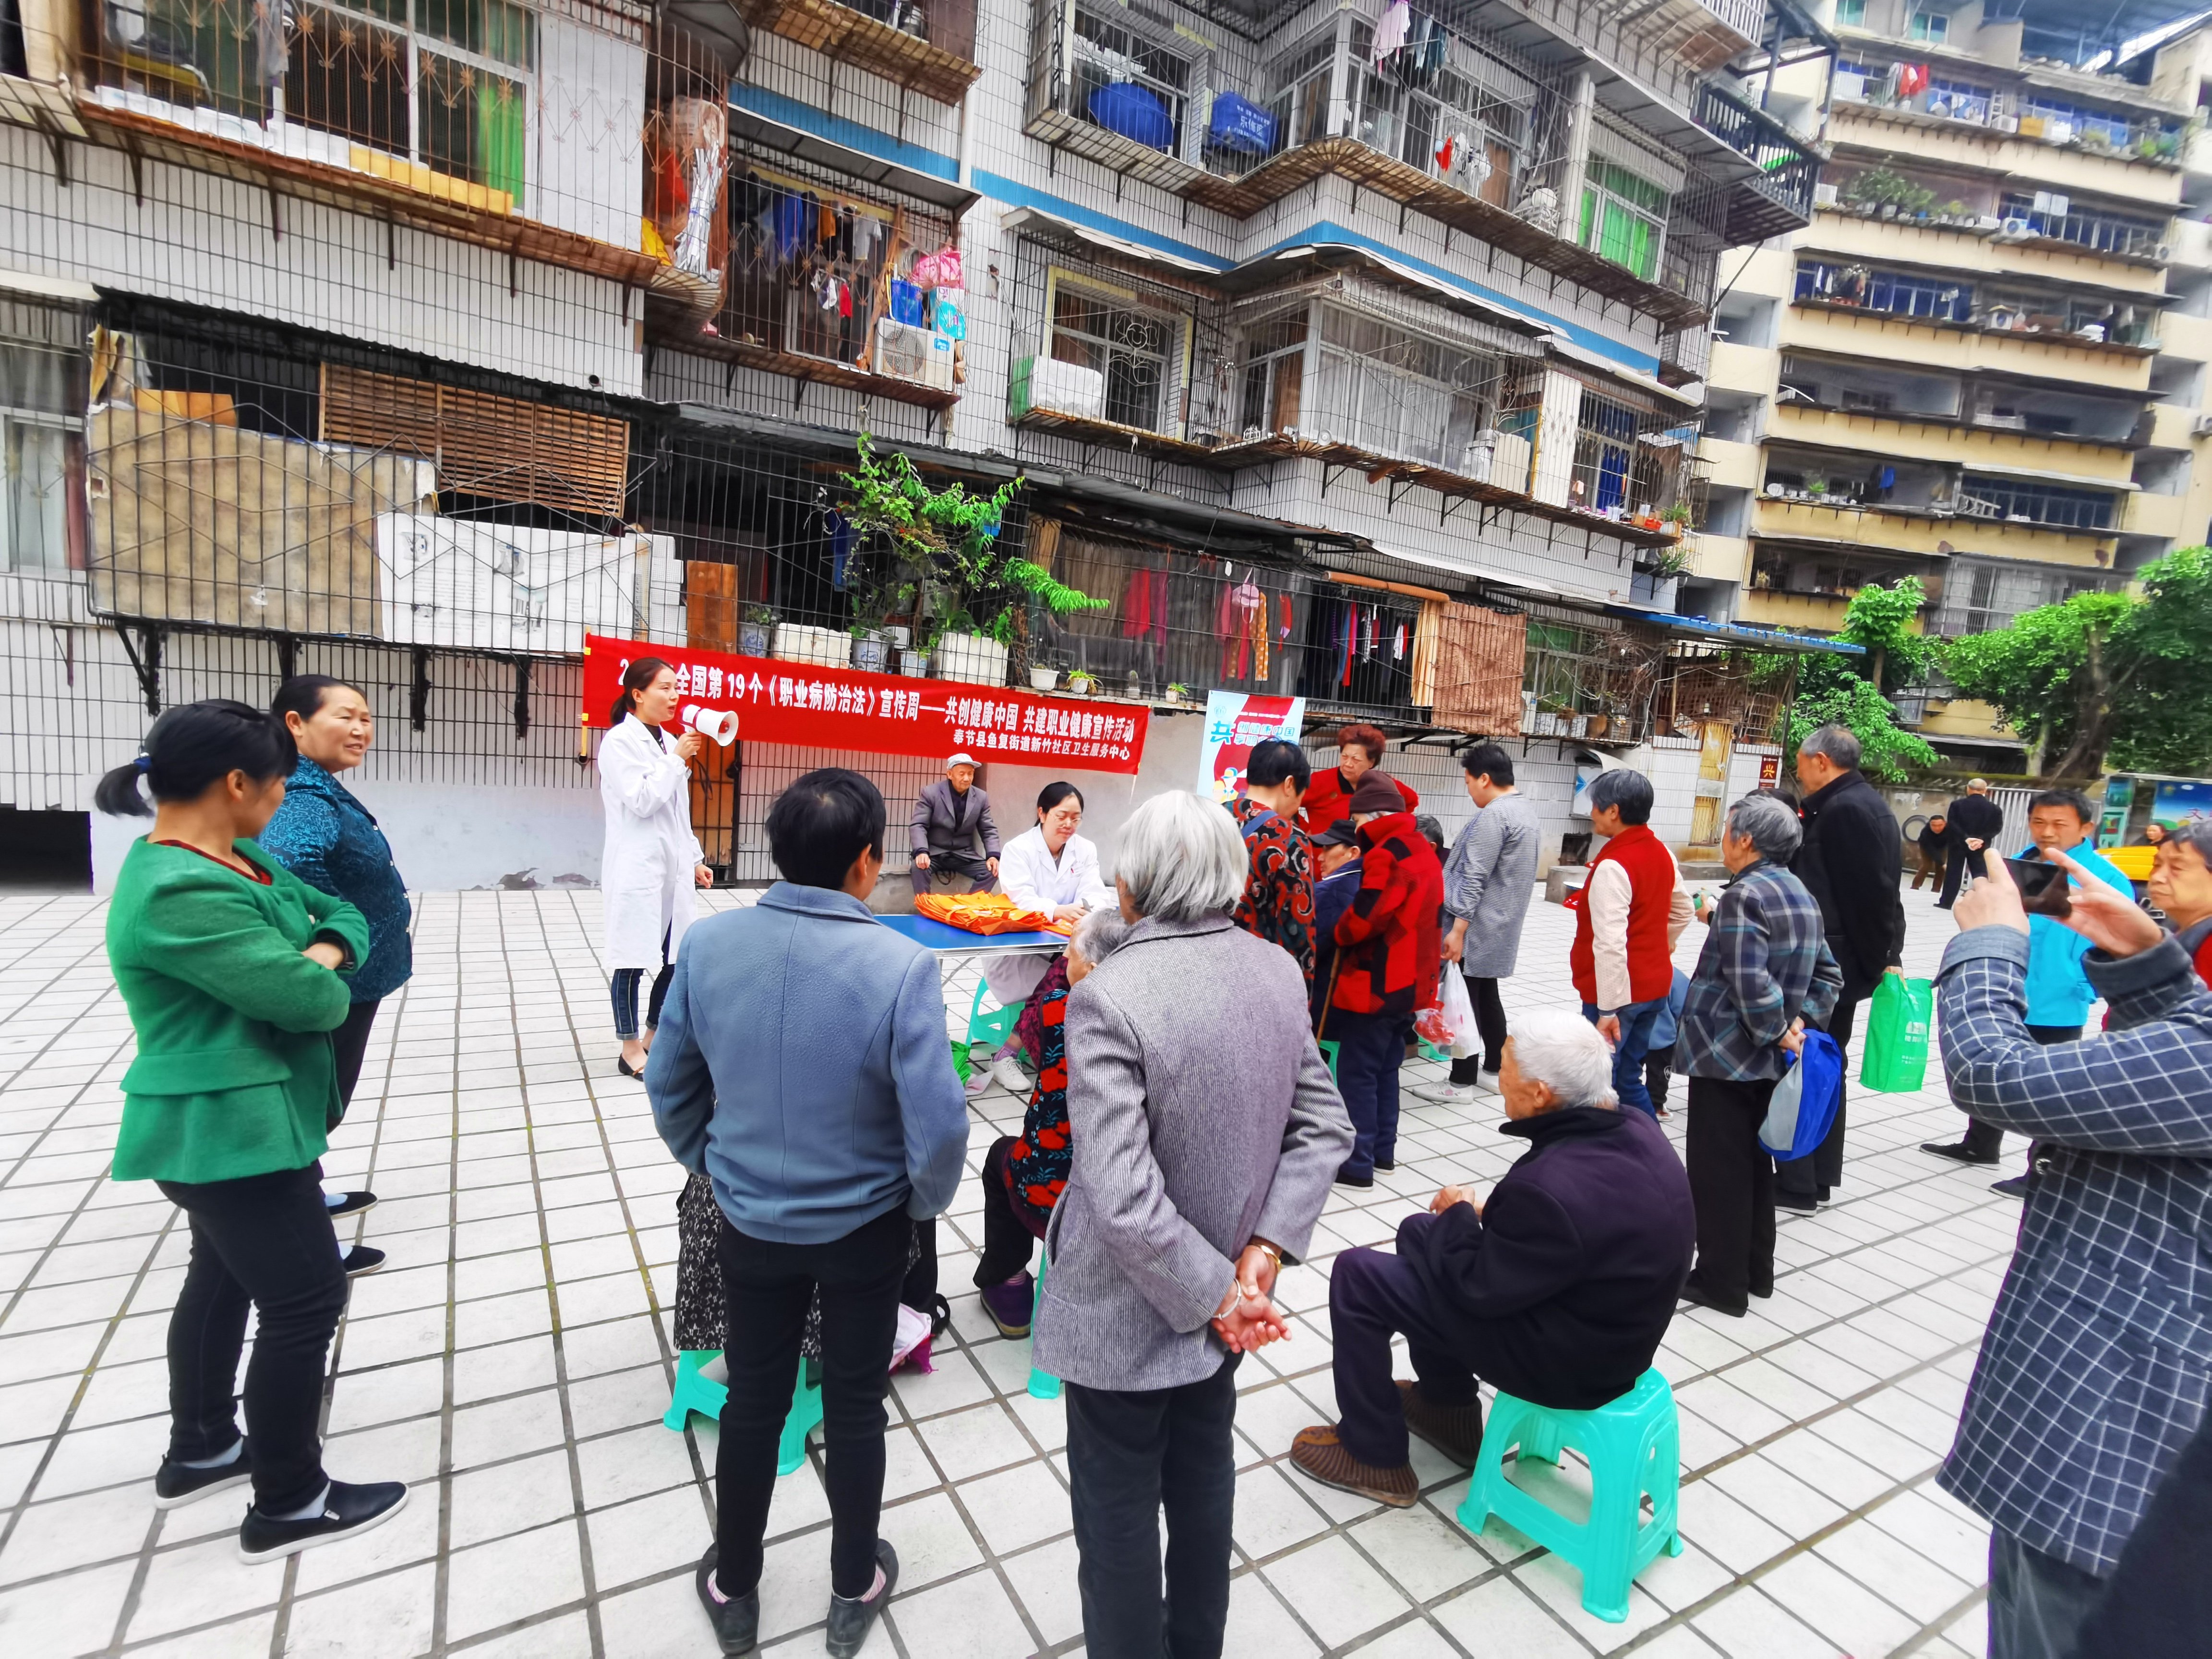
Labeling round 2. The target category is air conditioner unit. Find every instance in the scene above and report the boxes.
[2155,242,2173,263]
[1813,181,1839,208]
[2191,414,2212,437]
[874,318,953,391]
[1998,216,2033,239]
[1991,114,2019,133]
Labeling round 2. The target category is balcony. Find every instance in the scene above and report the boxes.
[1751,495,2118,562]
[1690,84,1820,244]
[1020,3,1732,328]
[2123,490,2188,538]
[1699,436,1761,490]
[734,0,979,107]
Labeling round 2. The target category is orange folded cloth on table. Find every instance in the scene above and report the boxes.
[914,893,1075,937]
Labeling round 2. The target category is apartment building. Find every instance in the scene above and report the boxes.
[1695,0,2211,767]
[0,0,1849,887]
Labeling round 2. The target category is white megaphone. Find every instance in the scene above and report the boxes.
[682,704,739,745]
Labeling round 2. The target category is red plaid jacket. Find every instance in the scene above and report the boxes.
[1327,811,1443,1019]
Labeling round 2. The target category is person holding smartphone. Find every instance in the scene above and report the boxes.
[1923,790,2133,1190]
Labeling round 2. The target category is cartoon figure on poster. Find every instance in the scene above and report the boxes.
[1195,692,1306,803]
[2152,780,2212,835]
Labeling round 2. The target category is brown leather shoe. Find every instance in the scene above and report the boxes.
[1398,1381,1484,1467]
[1289,1426,1419,1508]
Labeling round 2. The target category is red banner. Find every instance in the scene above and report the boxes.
[580,635,1149,774]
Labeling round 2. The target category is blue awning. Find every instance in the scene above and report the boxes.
[1604,607,1866,655]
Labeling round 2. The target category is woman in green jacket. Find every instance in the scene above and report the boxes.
[98,699,407,1564]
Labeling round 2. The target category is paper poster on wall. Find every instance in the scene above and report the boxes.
[1195,691,1305,803]
[579,634,1149,773]
[2151,779,2212,830]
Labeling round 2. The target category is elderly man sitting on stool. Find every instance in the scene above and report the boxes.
[1288,1010,1694,1506]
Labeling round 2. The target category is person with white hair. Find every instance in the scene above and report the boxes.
[1677,792,1843,1317]
[1033,789,1352,1658]
[1288,1008,1695,1508]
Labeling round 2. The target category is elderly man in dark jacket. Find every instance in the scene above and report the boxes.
[1938,780,2007,910]
[1287,1008,1694,1508]
[909,753,1000,898]
[1779,723,1904,1211]
[1933,852,2212,1659]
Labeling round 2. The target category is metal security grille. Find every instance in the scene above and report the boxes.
[720,739,941,883]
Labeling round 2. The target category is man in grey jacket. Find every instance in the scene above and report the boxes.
[909,753,1001,898]
[1034,790,1352,1659]
[1417,742,1541,1104]
[649,769,969,1659]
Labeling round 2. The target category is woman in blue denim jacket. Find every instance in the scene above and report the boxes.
[258,676,415,1269]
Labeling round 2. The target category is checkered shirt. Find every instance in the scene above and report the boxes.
[1675,859,1842,1082]
[1935,926,2212,1576]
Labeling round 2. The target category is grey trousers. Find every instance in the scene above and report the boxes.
[1989,1527,2105,1659]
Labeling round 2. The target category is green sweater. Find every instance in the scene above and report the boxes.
[107,836,372,1185]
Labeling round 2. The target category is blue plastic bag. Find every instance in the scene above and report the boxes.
[889,279,925,326]
[1758,1030,1843,1161]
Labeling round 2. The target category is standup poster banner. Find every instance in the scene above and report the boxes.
[1195,691,1305,803]
[579,635,1149,774]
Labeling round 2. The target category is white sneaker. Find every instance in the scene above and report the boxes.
[1469,1070,1503,1095]
[1412,1082,1473,1104]
[991,1055,1034,1097]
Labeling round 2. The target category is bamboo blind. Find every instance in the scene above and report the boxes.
[1430,603,1529,734]
[320,364,631,517]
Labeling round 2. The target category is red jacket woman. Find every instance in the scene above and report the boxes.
[1299,723,1418,838]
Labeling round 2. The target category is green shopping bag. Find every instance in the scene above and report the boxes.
[1859,973,1934,1093]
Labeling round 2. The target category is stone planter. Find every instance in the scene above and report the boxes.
[772,623,850,669]
[933,631,1010,686]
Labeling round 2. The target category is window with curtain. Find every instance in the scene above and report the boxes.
[1579,163,1667,281]
[0,338,87,574]
[286,0,534,201]
[1907,9,1948,43]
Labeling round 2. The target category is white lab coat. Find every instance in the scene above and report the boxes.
[983,825,1119,1004]
[598,715,704,972]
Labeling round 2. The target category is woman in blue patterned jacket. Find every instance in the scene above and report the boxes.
[258,675,415,1272]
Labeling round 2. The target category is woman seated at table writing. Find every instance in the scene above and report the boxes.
[979,781,1118,1096]
[974,906,1129,1336]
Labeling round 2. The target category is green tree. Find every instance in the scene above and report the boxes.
[1941,547,2212,778]
[1772,577,1941,782]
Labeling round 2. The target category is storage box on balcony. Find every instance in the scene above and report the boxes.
[1008,355,1106,421]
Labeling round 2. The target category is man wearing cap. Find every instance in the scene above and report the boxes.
[910,755,1001,899]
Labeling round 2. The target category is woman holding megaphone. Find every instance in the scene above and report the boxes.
[600,658,715,1078]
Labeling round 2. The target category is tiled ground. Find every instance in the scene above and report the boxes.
[0,879,2020,1659]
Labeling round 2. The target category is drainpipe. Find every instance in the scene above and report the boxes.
[1556,71,1596,245]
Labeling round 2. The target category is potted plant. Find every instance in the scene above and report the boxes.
[850,623,891,675]
[739,605,775,658]
[1065,669,1096,696]
[838,433,1106,687]
[1659,503,1695,539]
[1164,682,1190,705]
[1029,663,1060,692]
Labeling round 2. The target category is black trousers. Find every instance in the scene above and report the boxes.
[1937,845,1987,909]
[974,1137,1048,1287]
[1686,1075,1779,1307]
[1960,1025,2083,1159]
[715,1205,906,1599]
[1328,1008,1403,1177]
[1446,975,1510,1083]
[1065,1354,1241,1659]
[1644,1044,1677,1112]
[330,998,382,1115]
[910,851,996,898]
[156,1164,349,1515]
[1330,1214,1484,1469]
[1776,992,1861,1200]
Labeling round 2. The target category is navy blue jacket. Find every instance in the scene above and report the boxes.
[1400,1106,1694,1409]
[647,883,969,1245]
[257,758,413,1003]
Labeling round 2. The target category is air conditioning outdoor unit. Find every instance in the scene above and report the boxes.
[2155,242,2173,263]
[1997,216,2033,239]
[1991,115,2019,133]
[1813,181,1839,208]
[2191,414,2212,438]
[874,318,954,390]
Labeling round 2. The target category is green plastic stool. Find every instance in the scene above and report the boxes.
[1026,1249,1060,1401]
[1455,1368,1682,1623]
[951,1038,972,1084]
[1318,1038,1340,1079]
[968,981,1020,1050]
[663,1352,824,1477]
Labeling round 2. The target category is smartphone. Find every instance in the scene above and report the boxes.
[2004,855,2072,917]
